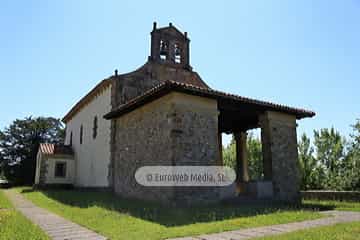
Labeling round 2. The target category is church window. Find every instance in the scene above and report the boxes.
[93,116,98,139]
[55,162,66,178]
[80,125,83,144]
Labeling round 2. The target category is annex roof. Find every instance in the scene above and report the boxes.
[39,143,73,156]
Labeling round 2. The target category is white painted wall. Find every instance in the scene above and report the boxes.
[35,152,75,185]
[44,157,75,184]
[64,85,112,187]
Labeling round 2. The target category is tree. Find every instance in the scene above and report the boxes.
[313,127,346,190]
[223,137,236,170]
[343,119,360,190]
[314,128,345,173]
[0,117,64,185]
[349,119,360,162]
[247,133,263,180]
[222,132,263,180]
[298,133,322,190]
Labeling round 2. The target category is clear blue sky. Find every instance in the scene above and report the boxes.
[1,1,359,145]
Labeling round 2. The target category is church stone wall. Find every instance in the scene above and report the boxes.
[169,93,221,205]
[112,92,221,206]
[112,93,175,203]
[111,61,208,110]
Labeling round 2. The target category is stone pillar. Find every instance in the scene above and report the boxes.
[169,40,175,63]
[218,132,223,165]
[150,30,160,62]
[259,111,300,202]
[260,116,272,181]
[234,131,249,182]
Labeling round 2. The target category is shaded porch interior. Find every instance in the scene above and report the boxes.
[217,98,277,200]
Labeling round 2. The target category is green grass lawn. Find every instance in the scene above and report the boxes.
[256,221,360,240]
[256,200,360,240]
[0,190,49,240]
[17,187,325,240]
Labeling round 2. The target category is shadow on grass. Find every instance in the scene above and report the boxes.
[21,188,36,193]
[21,189,335,227]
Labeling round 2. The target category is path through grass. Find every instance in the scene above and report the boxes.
[18,187,323,240]
[0,190,49,240]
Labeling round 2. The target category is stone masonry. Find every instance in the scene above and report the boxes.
[112,92,221,206]
[260,111,300,202]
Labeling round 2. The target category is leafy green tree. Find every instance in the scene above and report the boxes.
[222,132,263,180]
[349,119,360,161]
[247,133,263,180]
[0,117,64,185]
[313,127,346,190]
[298,133,318,189]
[223,137,236,170]
[352,119,360,144]
[314,128,345,173]
[343,119,360,190]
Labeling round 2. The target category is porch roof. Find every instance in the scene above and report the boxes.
[104,81,315,132]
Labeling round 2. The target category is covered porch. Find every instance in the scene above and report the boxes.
[104,80,315,204]
[217,96,313,202]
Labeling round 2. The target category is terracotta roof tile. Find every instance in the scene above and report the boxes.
[104,80,315,120]
[39,143,54,155]
[39,143,73,155]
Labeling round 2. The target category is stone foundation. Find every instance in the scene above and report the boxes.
[247,181,273,199]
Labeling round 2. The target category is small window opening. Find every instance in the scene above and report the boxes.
[93,116,98,139]
[55,162,66,178]
[159,40,168,61]
[80,125,83,144]
[174,43,181,64]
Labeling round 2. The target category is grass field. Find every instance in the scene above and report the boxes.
[17,187,325,240]
[257,199,360,240]
[0,190,49,240]
[256,221,360,240]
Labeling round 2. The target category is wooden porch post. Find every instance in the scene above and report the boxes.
[218,131,223,165]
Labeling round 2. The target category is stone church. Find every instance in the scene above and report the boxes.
[34,23,315,205]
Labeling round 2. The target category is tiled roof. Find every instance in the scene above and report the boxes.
[104,80,315,120]
[39,143,73,155]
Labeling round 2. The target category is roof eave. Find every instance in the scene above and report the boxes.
[104,81,315,120]
[62,78,112,123]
